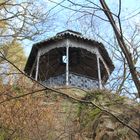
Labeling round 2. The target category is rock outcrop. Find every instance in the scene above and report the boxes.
[44,88,140,140]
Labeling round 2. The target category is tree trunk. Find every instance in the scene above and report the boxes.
[100,0,140,98]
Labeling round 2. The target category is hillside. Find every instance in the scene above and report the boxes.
[0,88,140,140]
[43,88,140,140]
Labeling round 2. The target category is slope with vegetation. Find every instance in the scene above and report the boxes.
[0,86,140,140]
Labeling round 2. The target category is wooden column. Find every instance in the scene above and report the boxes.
[98,54,110,76]
[66,39,69,86]
[30,57,36,77]
[96,55,102,89]
[35,51,40,81]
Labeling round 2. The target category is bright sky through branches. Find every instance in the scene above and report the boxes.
[23,0,140,56]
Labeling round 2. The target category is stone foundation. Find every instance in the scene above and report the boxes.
[42,73,98,89]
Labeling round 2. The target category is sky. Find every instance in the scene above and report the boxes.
[23,0,140,56]
[22,0,140,57]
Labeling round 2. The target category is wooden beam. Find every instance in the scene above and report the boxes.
[66,39,69,86]
[35,51,40,81]
[99,54,110,76]
[96,54,102,89]
[30,57,36,77]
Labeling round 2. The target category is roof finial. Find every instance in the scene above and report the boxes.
[56,29,82,36]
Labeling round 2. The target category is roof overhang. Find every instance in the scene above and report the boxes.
[24,30,114,77]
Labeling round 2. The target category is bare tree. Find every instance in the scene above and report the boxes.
[0,0,54,43]
[0,0,55,84]
[99,0,140,97]
[48,0,140,98]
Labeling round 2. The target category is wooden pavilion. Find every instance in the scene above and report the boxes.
[24,30,114,89]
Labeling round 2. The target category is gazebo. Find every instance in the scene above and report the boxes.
[24,30,114,89]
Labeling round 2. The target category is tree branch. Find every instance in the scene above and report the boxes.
[0,52,139,137]
[100,0,140,98]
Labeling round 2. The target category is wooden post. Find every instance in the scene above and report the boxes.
[96,55,102,89]
[30,57,36,77]
[98,54,110,76]
[35,51,40,81]
[66,39,69,86]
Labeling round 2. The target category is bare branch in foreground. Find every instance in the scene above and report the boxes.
[0,52,139,137]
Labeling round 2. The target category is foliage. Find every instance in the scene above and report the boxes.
[0,78,57,139]
[0,41,27,69]
[76,90,140,139]
[78,103,101,128]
